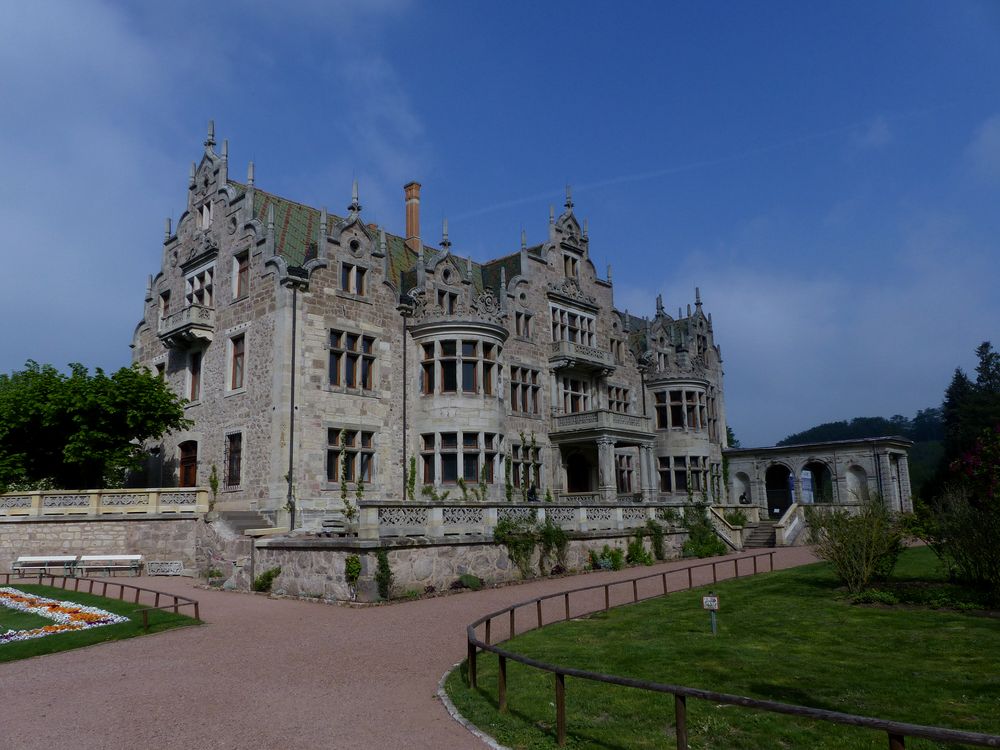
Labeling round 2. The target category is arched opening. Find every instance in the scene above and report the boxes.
[566,452,593,493]
[846,465,870,503]
[179,441,198,488]
[801,460,834,504]
[765,464,793,519]
[734,471,752,504]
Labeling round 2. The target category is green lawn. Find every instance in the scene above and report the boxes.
[445,548,1000,749]
[0,584,199,662]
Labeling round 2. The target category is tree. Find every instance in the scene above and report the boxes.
[0,361,190,490]
[726,425,740,448]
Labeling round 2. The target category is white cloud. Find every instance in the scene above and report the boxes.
[966,113,1000,180]
[851,115,892,150]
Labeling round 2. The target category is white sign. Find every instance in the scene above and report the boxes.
[702,595,719,611]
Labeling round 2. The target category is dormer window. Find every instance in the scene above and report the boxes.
[437,289,458,314]
[563,254,579,279]
[185,265,215,308]
[159,291,171,319]
[340,263,367,296]
[201,201,213,229]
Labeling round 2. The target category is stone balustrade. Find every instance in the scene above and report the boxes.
[549,340,615,370]
[551,409,653,434]
[0,488,210,518]
[157,304,215,348]
[356,501,693,540]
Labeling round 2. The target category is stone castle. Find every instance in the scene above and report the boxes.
[131,123,728,528]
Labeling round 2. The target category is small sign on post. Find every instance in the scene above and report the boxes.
[702,592,719,635]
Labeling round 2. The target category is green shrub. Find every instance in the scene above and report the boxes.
[590,544,624,571]
[656,507,682,526]
[538,518,568,575]
[375,549,393,599]
[458,573,484,590]
[723,509,749,527]
[493,518,537,578]
[806,494,904,594]
[852,589,900,606]
[646,519,666,560]
[626,531,653,566]
[253,566,281,593]
[407,456,417,501]
[344,554,362,586]
[681,504,727,558]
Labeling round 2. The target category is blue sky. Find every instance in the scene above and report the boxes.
[2,1,998,446]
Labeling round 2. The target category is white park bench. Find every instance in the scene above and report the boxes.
[11,555,79,575]
[75,555,144,577]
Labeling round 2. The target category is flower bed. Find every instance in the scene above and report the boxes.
[0,587,128,645]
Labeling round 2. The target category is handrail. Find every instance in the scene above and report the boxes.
[1,573,201,627]
[462,552,1000,748]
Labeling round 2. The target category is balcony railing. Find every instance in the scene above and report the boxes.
[551,409,652,435]
[549,340,615,370]
[158,304,215,348]
[0,488,210,517]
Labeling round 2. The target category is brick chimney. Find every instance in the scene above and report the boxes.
[404,181,421,251]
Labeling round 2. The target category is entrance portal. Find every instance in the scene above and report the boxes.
[765,464,793,519]
[801,461,834,503]
[566,452,592,493]
[179,441,198,488]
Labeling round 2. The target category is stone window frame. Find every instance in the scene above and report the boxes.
[339,261,368,298]
[653,389,705,431]
[223,430,244,490]
[656,454,710,496]
[232,250,250,301]
[158,290,171,320]
[185,261,215,309]
[509,365,541,415]
[514,310,532,339]
[607,385,630,414]
[187,349,203,404]
[549,303,595,347]
[225,327,249,395]
[329,328,376,393]
[326,427,376,484]
[615,453,634,493]
[420,431,500,488]
[418,338,499,398]
[510,439,541,490]
[558,375,592,414]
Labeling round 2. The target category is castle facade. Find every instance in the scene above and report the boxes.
[131,125,729,527]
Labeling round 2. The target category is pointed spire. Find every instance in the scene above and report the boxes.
[189,162,196,184]
[348,179,361,215]
[441,218,451,251]
[164,217,172,242]
[466,255,473,281]
[247,161,255,186]
[520,228,527,251]
[379,226,387,256]
[320,206,328,240]
[145,274,152,298]
[204,119,216,150]
[583,218,589,239]
[656,294,664,315]
[267,204,275,233]
[500,265,507,290]
[222,139,228,160]
[687,303,692,317]
[678,307,683,319]
[695,287,702,308]
[564,184,573,210]
[607,263,613,283]
[549,205,555,224]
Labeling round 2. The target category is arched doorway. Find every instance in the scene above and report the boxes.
[566,452,592,493]
[765,464,793,519]
[801,460,834,503]
[734,471,752,504]
[179,441,198,488]
[846,465,870,503]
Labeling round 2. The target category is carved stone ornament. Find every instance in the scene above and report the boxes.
[443,507,484,525]
[0,496,32,509]
[546,277,596,305]
[379,507,429,526]
[102,493,147,506]
[160,492,198,505]
[470,289,506,325]
[146,560,184,576]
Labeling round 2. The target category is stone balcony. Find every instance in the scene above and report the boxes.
[549,340,615,373]
[158,304,215,348]
[550,409,653,438]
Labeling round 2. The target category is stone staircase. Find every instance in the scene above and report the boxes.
[743,520,777,549]
[216,510,274,535]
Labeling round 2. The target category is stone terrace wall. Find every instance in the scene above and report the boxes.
[0,516,200,573]
[255,530,687,602]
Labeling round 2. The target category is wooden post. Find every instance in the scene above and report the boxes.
[155,592,161,607]
[467,640,478,688]
[498,655,508,713]
[712,562,717,584]
[172,597,179,614]
[632,579,638,602]
[675,694,688,750]
[555,673,566,746]
[194,601,200,621]
[888,732,905,749]
[134,587,141,604]
[485,619,492,645]
[769,551,775,571]
[753,554,758,574]
[102,581,108,597]
[509,608,516,639]
[604,584,610,610]
[142,610,149,631]
[537,599,543,628]
[564,592,570,621]
[687,568,693,589]
[662,572,667,594]
[734,558,739,578]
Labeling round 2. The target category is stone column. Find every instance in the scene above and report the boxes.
[877,451,898,510]
[897,453,913,512]
[550,443,565,496]
[597,437,617,503]
[639,444,655,502]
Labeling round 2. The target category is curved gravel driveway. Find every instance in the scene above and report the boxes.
[1,547,817,750]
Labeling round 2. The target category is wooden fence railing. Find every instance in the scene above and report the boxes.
[2,573,201,629]
[464,552,1000,749]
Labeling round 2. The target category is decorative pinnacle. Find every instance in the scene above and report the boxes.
[549,205,555,224]
[204,119,216,150]
[379,227,387,254]
[189,162,196,183]
[695,287,702,307]
[320,207,328,230]
[564,184,573,210]
[583,218,589,238]
[247,161,255,186]
[520,228,527,251]
[267,204,275,231]
[349,179,361,214]
[656,294,664,315]
[441,218,451,250]
[164,217,172,241]
[222,139,228,159]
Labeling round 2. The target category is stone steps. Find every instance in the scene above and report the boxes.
[743,521,777,549]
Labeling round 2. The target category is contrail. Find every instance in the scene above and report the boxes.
[450,101,959,224]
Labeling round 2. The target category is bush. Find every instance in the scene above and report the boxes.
[626,532,653,566]
[253,566,281,593]
[681,504,727,558]
[457,573,484,590]
[656,507,682,527]
[344,554,362,586]
[375,549,393,600]
[538,519,568,575]
[852,589,900,606]
[723,509,748,527]
[493,518,537,578]
[590,544,624,571]
[806,494,904,594]
[646,519,666,560]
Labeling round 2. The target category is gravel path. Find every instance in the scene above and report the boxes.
[1,547,817,750]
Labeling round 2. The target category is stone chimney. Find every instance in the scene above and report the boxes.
[404,181,421,252]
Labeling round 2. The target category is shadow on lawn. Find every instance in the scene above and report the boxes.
[746,683,842,713]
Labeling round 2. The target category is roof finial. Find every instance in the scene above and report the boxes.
[441,217,451,250]
[695,286,702,307]
[320,206,328,237]
[164,217,172,242]
[189,162,196,184]
[607,263,613,283]
[222,139,228,159]
[520,228,527,251]
[656,294,664,315]
[267,204,275,232]
[247,161,255,186]
[379,226,387,255]
[564,184,573,210]
[687,303,692,317]
[583,218,589,239]
[204,119,216,150]
[348,179,361,215]
[549,205,555,225]
[678,307,683,319]
[466,255,473,280]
